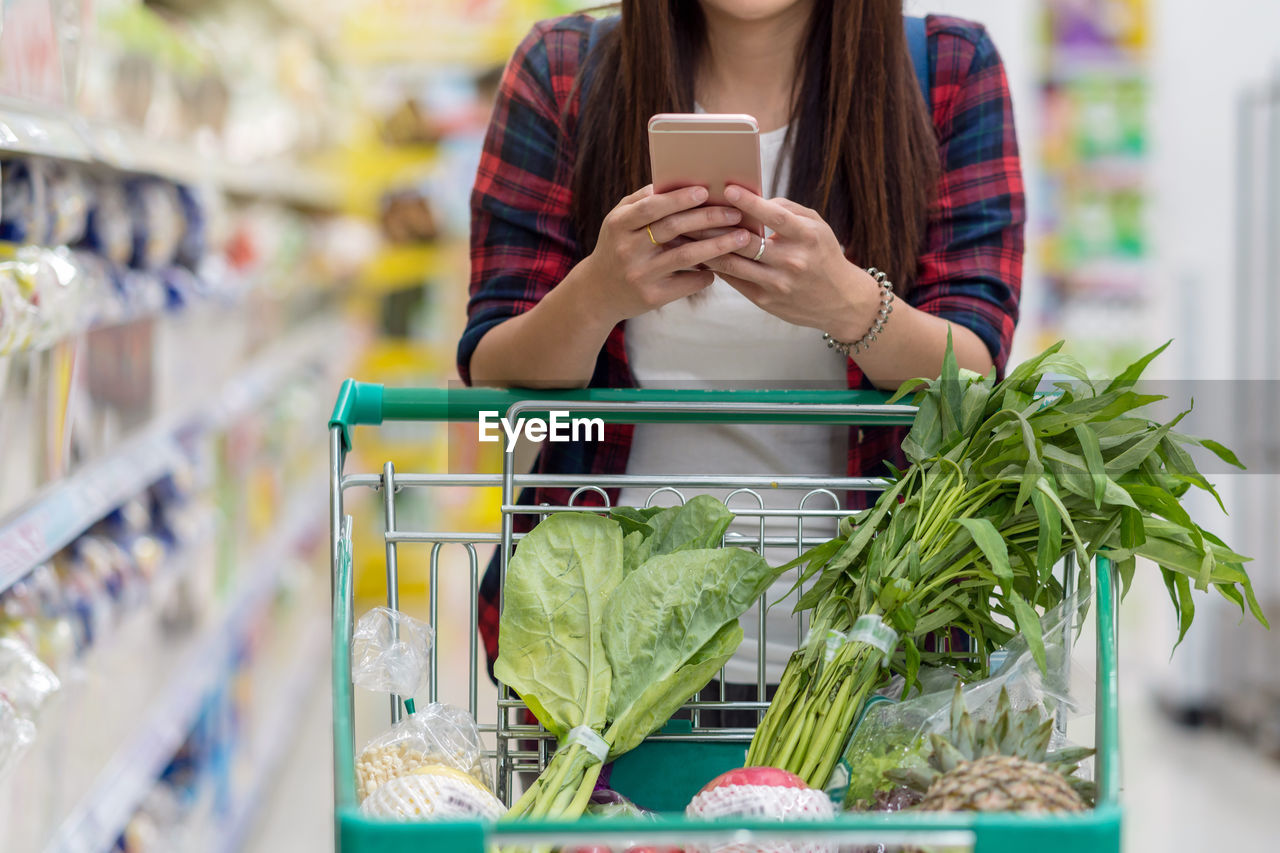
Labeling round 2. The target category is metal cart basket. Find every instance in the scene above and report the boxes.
[329,380,1122,853]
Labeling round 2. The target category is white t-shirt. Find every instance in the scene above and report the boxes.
[619,123,849,683]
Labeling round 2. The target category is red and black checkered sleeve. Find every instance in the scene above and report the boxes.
[457,19,587,385]
[912,18,1025,376]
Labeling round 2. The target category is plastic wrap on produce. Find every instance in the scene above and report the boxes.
[352,605,434,697]
[833,590,1095,811]
[356,702,489,801]
[358,765,505,822]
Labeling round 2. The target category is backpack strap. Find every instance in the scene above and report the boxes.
[905,15,931,113]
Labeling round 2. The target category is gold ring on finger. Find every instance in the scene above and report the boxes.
[646,225,659,245]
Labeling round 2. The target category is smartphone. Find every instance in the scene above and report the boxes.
[647,113,765,241]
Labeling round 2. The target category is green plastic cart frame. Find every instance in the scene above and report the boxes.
[329,380,1121,853]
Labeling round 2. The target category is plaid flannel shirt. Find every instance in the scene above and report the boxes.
[461,14,1025,671]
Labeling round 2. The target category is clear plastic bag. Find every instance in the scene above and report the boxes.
[356,702,490,802]
[358,766,506,822]
[352,606,434,698]
[832,589,1094,810]
[0,636,61,717]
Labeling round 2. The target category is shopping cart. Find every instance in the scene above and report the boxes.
[328,380,1122,853]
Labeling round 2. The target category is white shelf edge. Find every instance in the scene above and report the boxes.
[0,314,349,593]
[216,613,329,853]
[42,478,328,853]
[0,99,341,210]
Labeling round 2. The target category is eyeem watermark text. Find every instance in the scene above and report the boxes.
[478,411,605,446]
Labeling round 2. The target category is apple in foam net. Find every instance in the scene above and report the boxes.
[685,767,836,853]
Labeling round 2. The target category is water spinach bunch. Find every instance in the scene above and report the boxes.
[746,340,1267,788]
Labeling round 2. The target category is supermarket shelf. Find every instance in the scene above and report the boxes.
[0,428,186,593]
[42,480,328,853]
[360,243,446,292]
[0,98,342,210]
[0,315,349,594]
[216,614,329,853]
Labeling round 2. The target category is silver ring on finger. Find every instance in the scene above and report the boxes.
[752,234,767,262]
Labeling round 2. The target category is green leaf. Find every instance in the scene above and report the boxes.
[955,517,1013,590]
[826,475,912,574]
[609,506,663,537]
[1010,591,1048,673]
[1119,506,1146,550]
[622,529,646,576]
[939,330,964,438]
[1013,413,1044,513]
[959,377,992,435]
[1042,446,1137,509]
[1104,414,1183,479]
[903,635,922,698]
[494,512,624,737]
[1186,436,1246,470]
[1031,489,1061,582]
[604,546,776,751]
[902,393,943,463]
[1158,435,1225,511]
[1034,477,1088,565]
[1117,555,1136,600]
[604,621,743,756]
[1074,424,1107,508]
[1173,573,1195,650]
[887,376,931,404]
[647,495,736,555]
[777,536,847,598]
[1104,340,1171,393]
[1196,548,1215,592]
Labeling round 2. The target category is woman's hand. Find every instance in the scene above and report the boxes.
[701,186,881,342]
[581,184,753,325]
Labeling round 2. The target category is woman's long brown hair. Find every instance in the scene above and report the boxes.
[570,0,939,293]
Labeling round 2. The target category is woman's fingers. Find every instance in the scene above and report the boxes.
[615,185,709,230]
[773,197,821,220]
[716,272,766,305]
[649,228,751,277]
[703,249,786,290]
[723,186,807,238]
[656,269,717,299]
[649,205,742,243]
[619,184,654,205]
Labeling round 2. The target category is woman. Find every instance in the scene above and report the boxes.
[461,1,1023,707]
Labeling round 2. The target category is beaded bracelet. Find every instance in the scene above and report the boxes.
[822,267,895,357]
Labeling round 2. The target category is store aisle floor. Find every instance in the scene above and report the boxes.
[245,679,334,853]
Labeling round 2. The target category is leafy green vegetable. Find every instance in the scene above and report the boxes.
[749,338,1266,789]
[501,500,780,827]
[494,512,622,739]
[605,547,774,754]
[615,495,735,571]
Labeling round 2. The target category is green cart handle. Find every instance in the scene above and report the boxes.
[329,379,916,449]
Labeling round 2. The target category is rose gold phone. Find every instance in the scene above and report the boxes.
[648,113,765,240]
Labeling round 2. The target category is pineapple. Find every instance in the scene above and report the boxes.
[884,683,1096,813]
